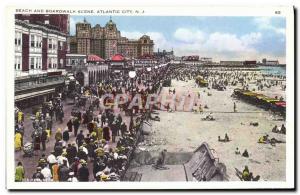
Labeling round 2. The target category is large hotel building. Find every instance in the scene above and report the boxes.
[14,14,69,108]
[69,18,154,59]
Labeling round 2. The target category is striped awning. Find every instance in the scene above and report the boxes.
[87,54,104,62]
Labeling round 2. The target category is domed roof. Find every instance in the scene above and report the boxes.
[106,16,116,26]
[111,54,125,61]
[140,35,150,39]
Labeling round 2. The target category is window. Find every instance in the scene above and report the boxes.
[35,36,42,48]
[14,57,19,70]
[48,58,52,69]
[45,20,49,24]
[53,40,56,50]
[30,57,34,69]
[36,37,39,48]
[48,39,52,49]
[17,57,21,70]
[36,57,42,69]
[30,35,35,47]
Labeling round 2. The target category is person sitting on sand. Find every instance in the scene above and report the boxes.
[242,166,250,181]
[225,133,229,142]
[242,149,249,158]
[192,103,199,113]
[280,124,286,134]
[272,125,279,133]
[235,147,241,155]
[199,104,203,113]
[249,172,260,181]
[263,134,269,142]
[206,113,214,120]
[258,136,266,143]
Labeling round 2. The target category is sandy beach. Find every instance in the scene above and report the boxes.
[130,71,286,181]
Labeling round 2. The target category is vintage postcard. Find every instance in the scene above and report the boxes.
[6,6,295,190]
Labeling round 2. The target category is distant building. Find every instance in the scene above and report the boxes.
[153,49,174,62]
[200,57,212,64]
[170,56,182,64]
[182,55,199,61]
[262,58,279,66]
[244,60,257,66]
[134,54,158,69]
[66,53,87,68]
[219,61,244,66]
[14,14,69,108]
[69,18,154,59]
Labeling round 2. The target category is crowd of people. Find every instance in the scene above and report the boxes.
[14,65,170,182]
[14,64,286,182]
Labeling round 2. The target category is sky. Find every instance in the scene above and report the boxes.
[70,16,286,63]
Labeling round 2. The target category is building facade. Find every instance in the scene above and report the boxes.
[153,49,174,62]
[69,18,154,59]
[262,58,280,66]
[219,61,244,66]
[14,14,69,108]
[65,53,109,86]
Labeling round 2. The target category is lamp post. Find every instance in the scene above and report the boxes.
[128,70,136,131]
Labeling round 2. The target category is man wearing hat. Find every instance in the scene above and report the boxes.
[73,117,80,137]
[110,121,118,143]
[78,160,89,182]
[63,128,70,143]
[32,167,45,182]
[77,146,88,161]
[47,151,57,171]
[67,172,78,182]
[58,160,70,181]
[93,157,106,179]
[55,128,62,142]
[95,147,105,158]
[57,152,69,167]
[66,143,77,165]
[76,130,85,147]
[103,126,110,142]
[82,143,89,155]
[70,157,80,178]
[41,164,52,182]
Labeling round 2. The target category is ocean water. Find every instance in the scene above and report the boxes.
[259,66,286,76]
